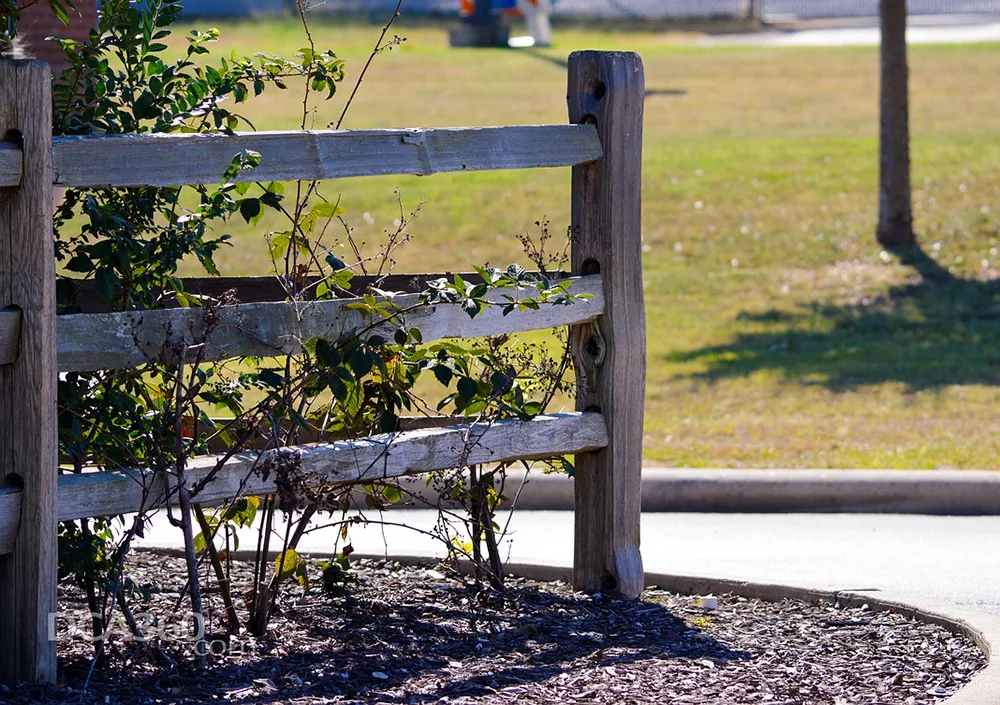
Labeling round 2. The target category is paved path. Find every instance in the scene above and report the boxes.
[707,14,1000,45]
[137,510,1000,616]
[553,2,1000,20]
[761,1,1000,18]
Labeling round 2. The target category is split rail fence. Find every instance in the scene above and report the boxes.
[0,50,646,685]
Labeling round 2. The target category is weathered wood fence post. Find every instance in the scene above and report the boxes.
[567,51,645,598]
[0,60,59,685]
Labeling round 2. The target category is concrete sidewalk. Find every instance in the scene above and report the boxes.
[135,509,1000,617]
[706,14,1000,45]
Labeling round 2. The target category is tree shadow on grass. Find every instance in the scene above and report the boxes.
[669,246,1000,392]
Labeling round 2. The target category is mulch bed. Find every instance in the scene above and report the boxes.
[3,552,986,704]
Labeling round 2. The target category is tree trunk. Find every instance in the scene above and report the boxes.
[877,0,916,248]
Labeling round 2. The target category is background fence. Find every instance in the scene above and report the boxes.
[180,0,1000,19]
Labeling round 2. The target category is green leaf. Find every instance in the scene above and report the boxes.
[268,231,292,262]
[522,401,543,417]
[491,370,511,394]
[174,290,202,308]
[330,268,355,290]
[258,369,283,389]
[239,198,261,223]
[48,0,70,24]
[433,364,453,386]
[222,496,259,527]
[302,201,346,233]
[94,268,120,302]
[462,298,481,318]
[314,337,341,367]
[329,375,348,401]
[295,559,310,590]
[382,485,404,503]
[310,201,346,219]
[65,253,94,273]
[379,410,398,434]
[275,549,300,581]
[464,398,487,415]
[457,376,478,402]
[349,349,373,378]
[260,191,282,209]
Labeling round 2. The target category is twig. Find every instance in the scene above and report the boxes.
[172,353,208,666]
[332,0,405,130]
[194,503,242,636]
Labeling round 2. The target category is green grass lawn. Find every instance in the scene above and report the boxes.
[168,16,1000,469]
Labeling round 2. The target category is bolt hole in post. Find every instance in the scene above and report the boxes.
[2,128,23,146]
[593,81,607,101]
[1,473,24,491]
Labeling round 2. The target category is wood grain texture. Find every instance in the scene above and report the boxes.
[568,51,646,599]
[0,61,59,685]
[57,275,603,372]
[51,416,477,462]
[0,487,18,555]
[14,125,604,189]
[0,308,21,365]
[45,412,608,523]
[0,142,20,187]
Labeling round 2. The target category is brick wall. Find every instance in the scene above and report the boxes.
[13,0,99,75]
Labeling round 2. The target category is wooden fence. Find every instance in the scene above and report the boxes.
[0,50,645,685]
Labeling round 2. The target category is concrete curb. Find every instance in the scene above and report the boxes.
[390,468,1000,515]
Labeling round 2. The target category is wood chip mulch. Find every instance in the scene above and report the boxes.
[2,553,986,705]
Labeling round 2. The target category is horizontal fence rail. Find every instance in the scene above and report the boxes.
[58,275,602,371]
[0,275,602,370]
[0,125,603,189]
[0,412,609,553]
[63,271,568,313]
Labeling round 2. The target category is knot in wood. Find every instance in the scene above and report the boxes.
[582,325,606,368]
